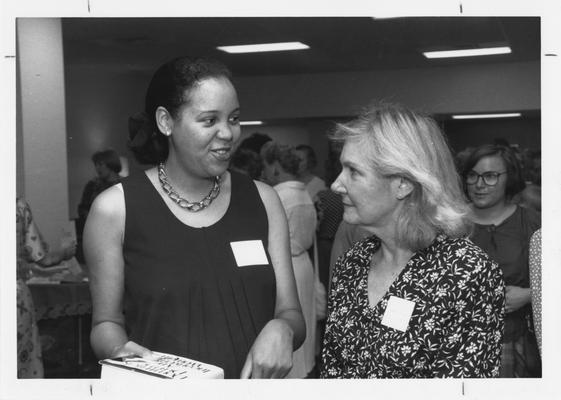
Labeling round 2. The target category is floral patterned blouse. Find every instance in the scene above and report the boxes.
[16,197,48,280]
[321,234,505,378]
[529,229,541,356]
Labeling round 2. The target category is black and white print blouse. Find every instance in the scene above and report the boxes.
[320,234,505,379]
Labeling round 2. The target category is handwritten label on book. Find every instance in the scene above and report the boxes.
[100,352,224,379]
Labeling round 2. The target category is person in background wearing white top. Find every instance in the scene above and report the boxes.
[295,144,326,201]
[263,143,318,378]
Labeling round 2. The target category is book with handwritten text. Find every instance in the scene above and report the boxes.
[99,352,224,380]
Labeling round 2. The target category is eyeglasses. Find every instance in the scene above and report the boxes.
[465,170,507,186]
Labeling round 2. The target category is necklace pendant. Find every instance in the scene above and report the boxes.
[157,163,221,212]
[177,199,192,209]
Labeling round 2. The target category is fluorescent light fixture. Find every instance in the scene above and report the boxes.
[423,46,511,59]
[217,42,309,54]
[452,113,521,120]
[240,121,264,126]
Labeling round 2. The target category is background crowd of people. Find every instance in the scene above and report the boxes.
[16,56,542,380]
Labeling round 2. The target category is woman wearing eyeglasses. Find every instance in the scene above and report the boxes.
[461,144,541,377]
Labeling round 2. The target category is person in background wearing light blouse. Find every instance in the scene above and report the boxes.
[294,144,326,201]
[320,102,505,378]
[262,143,318,378]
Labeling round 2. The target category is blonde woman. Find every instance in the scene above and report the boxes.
[321,103,505,378]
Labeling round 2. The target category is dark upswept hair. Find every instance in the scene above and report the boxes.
[238,132,272,154]
[461,144,526,200]
[92,149,122,174]
[330,101,472,251]
[128,57,233,165]
[230,147,263,180]
[262,142,302,177]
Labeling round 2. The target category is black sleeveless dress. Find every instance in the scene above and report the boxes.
[121,171,276,378]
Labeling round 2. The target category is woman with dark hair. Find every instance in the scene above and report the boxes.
[78,149,122,218]
[321,103,505,378]
[229,147,263,180]
[84,57,304,379]
[76,149,122,261]
[238,132,272,155]
[262,143,317,378]
[461,144,541,377]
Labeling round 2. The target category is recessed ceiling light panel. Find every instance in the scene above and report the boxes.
[452,113,521,120]
[217,42,309,54]
[423,46,511,59]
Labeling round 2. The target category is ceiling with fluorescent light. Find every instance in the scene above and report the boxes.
[61,17,540,77]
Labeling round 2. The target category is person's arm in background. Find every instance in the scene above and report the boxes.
[19,198,75,270]
[77,180,97,219]
[84,185,153,360]
[33,246,75,269]
[529,229,542,356]
[505,207,541,313]
[240,182,305,379]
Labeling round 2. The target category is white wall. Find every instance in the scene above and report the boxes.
[17,18,72,248]
[65,65,147,219]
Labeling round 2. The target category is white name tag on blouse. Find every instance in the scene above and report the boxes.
[230,240,269,267]
[381,296,416,332]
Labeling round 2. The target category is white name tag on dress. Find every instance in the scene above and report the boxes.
[230,240,269,267]
[381,296,416,332]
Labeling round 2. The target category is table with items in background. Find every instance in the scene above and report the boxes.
[28,281,100,378]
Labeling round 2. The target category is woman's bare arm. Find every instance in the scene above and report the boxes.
[239,181,305,378]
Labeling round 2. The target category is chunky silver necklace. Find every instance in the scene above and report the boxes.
[158,163,221,212]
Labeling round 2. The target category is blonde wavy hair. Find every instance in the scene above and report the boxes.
[331,102,473,250]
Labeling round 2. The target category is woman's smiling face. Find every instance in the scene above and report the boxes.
[167,76,241,178]
[466,155,509,209]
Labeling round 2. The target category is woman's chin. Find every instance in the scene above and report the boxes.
[472,199,495,210]
[205,164,229,178]
[342,213,361,226]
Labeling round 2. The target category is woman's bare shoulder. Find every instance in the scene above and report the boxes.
[90,183,125,219]
[254,180,282,209]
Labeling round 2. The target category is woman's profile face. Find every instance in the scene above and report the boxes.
[466,154,508,209]
[168,76,241,178]
[331,139,399,229]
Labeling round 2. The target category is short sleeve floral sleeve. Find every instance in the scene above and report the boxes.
[320,235,505,378]
[16,198,48,278]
